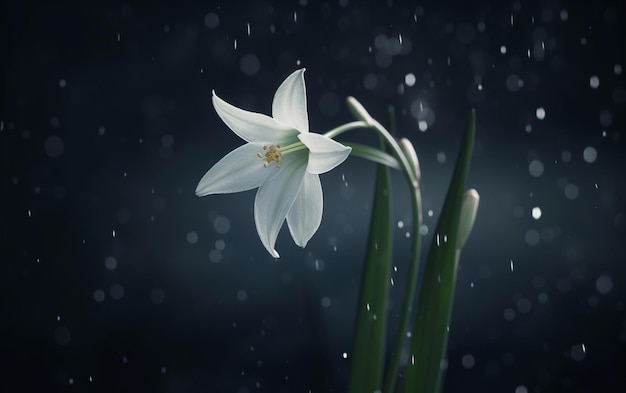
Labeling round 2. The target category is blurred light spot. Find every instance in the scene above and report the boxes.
[589,75,600,89]
[500,45,507,54]
[503,308,515,321]
[397,221,404,229]
[615,64,623,75]
[93,289,105,302]
[525,229,540,246]
[204,13,219,28]
[418,120,428,132]
[321,297,331,308]
[405,73,416,86]
[599,110,612,127]
[461,354,475,369]
[528,159,544,177]
[535,107,546,120]
[342,352,348,359]
[237,289,248,301]
[161,134,174,148]
[538,292,548,303]
[531,206,542,219]
[436,152,446,163]
[150,288,165,304]
[596,275,613,294]
[187,231,198,244]
[556,277,572,292]
[54,326,71,346]
[561,150,572,162]
[516,298,532,313]
[98,126,106,136]
[214,216,231,234]
[240,54,260,76]
[363,73,378,90]
[215,239,226,250]
[505,74,523,92]
[44,135,64,158]
[110,284,124,300]
[59,79,67,88]
[105,256,117,271]
[564,184,579,200]
[612,86,626,104]
[515,386,528,393]
[583,146,597,163]
[209,249,222,262]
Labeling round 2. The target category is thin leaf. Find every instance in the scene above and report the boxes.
[348,139,393,393]
[403,110,476,393]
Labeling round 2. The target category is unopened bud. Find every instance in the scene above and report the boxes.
[457,189,479,249]
[398,138,421,185]
[346,96,375,125]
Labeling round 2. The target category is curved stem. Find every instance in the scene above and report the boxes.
[333,98,424,393]
[382,186,422,393]
[323,121,369,140]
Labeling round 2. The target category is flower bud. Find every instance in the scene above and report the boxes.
[398,138,421,185]
[457,189,479,249]
[346,96,375,125]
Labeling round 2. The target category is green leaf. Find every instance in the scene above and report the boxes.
[348,140,393,393]
[403,110,476,393]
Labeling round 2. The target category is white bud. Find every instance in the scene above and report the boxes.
[457,189,479,249]
[346,96,375,125]
[398,138,421,185]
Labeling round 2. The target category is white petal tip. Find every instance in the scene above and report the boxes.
[457,189,480,249]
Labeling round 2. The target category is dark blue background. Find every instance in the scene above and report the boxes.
[2,1,625,392]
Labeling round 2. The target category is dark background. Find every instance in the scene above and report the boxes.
[1,1,625,392]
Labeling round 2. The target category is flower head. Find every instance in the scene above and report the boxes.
[196,69,351,258]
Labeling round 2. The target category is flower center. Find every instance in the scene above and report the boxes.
[256,142,307,168]
[257,145,283,168]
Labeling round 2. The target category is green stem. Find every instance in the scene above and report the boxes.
[323,121,370,139]
[382,186,421,393]
[343,142,400,170]
[331,99,424,393]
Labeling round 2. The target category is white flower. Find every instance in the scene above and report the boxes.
[196,69,351,258]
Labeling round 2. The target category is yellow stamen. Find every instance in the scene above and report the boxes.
[258,144,282,168]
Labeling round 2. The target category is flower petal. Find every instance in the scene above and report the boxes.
[298,133,352,174]
[286,172,323,248]
[213,91,299,144]
[254,152,308,258]
[195,143,278,196]
[272,69,309,133]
